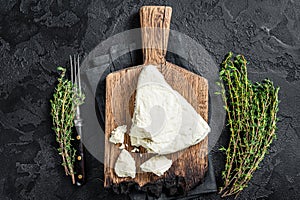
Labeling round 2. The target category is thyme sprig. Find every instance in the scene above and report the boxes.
[50,67,84,184]
[218,52,279,198]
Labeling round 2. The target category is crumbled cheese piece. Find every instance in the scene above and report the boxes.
[114,149,136,178]
[109,125,127,144]
[119,143,125,149]
[131,147,139,153]
[140,155,172,176]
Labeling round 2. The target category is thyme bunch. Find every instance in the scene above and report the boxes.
[218,52,279,198]
[50,67,84,184]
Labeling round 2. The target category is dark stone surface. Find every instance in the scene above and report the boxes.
[0,0,299,199]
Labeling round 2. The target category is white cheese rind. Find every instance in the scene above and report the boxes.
[140,156,172,176]
[129,65,211,154]
[114,149,136,178]
[109,125,127,144]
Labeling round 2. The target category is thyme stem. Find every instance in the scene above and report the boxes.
[50,67,84,184]
[218,53,279,197]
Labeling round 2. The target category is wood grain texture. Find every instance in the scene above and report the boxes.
[104,6,208,192]
[140,6,171,65]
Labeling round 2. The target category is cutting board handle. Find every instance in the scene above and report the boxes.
[140,6,172,65]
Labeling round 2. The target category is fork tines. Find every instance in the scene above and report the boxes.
[70,55,81,94]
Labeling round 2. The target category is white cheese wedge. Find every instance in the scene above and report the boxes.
[129,65,211,154]
[140,156,172,176]
[114,149,136,178]
[109,125,127,144]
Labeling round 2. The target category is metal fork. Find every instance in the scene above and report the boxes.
[70,55,85,186]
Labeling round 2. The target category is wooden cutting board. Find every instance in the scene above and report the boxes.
[104,6,208,192]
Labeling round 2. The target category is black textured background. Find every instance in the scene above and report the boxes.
[0,0,300,200]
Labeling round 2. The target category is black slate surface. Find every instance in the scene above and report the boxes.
[0,0,300,200]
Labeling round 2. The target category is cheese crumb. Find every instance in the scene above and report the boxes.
[109,125,127,144]
[131,147,139,153]
[119,143,125,149]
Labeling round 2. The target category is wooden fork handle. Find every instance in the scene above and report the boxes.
[140,6,172,65]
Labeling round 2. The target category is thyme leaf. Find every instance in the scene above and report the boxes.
[218,52,279,198]
[50,67,84,184]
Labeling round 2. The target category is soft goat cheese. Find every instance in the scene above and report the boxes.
[129,65,211,154]
[140,156,172,176]
[109,125,127,144]
[114,149,136,178]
